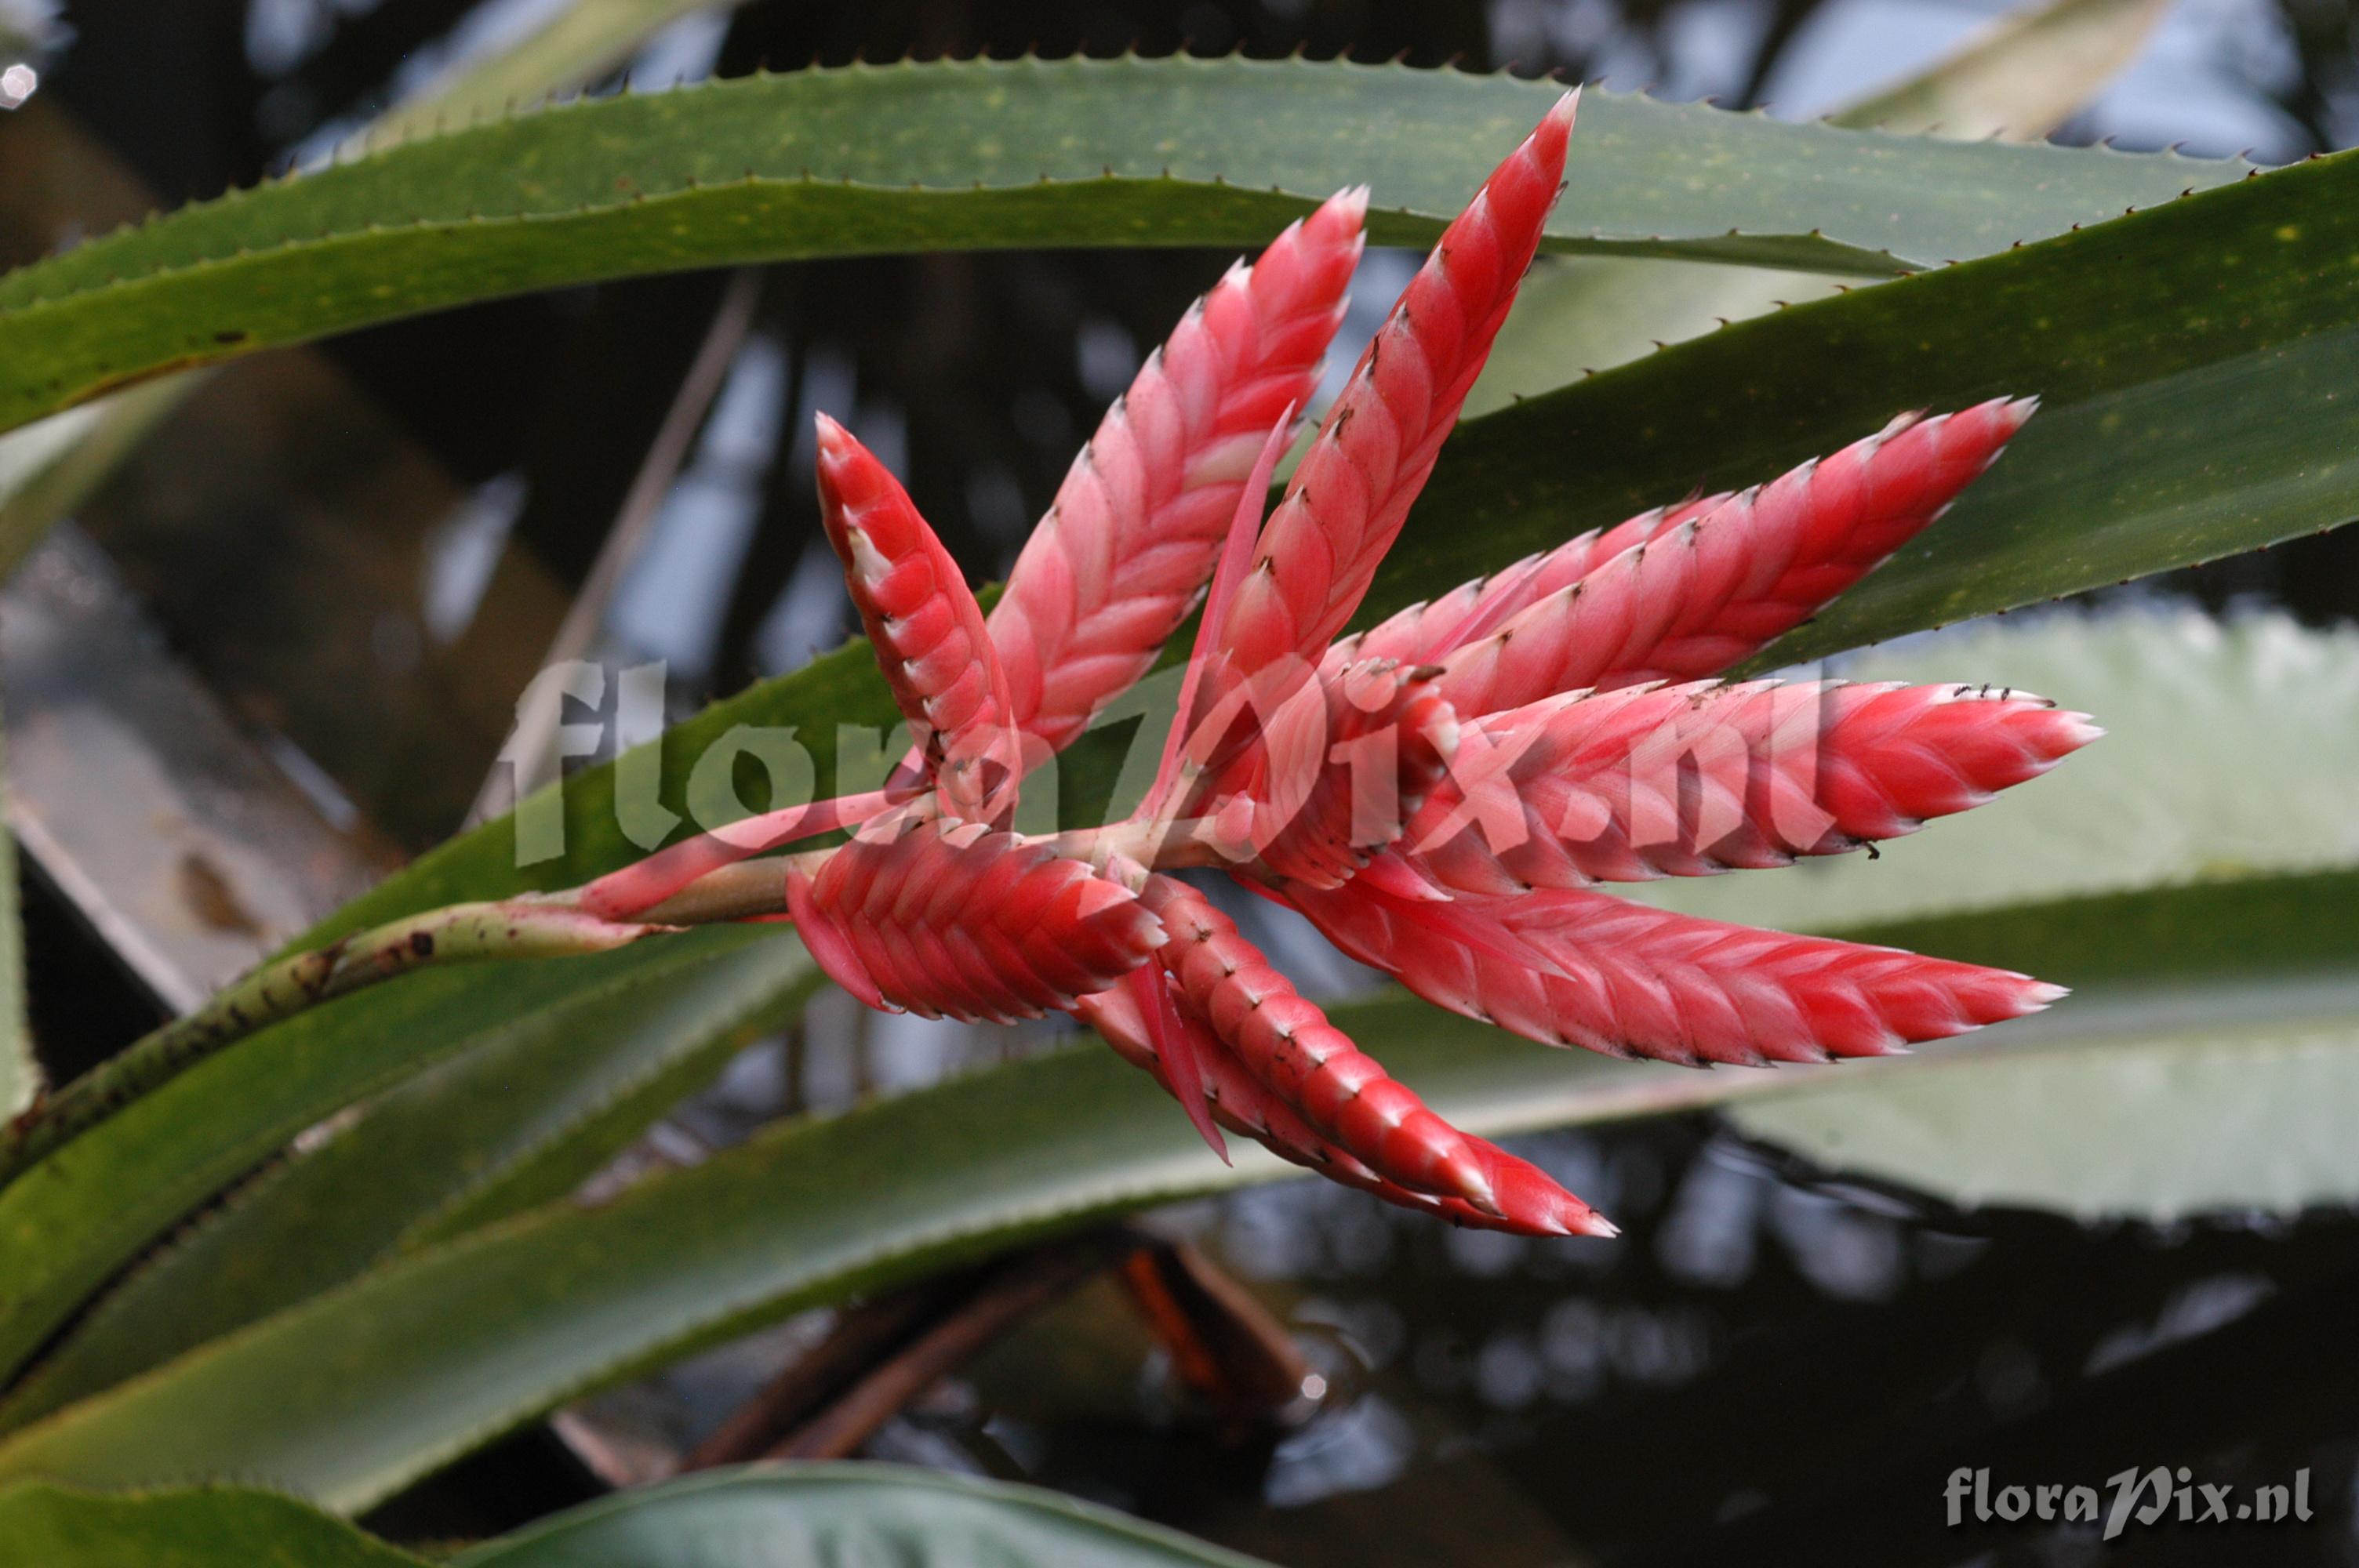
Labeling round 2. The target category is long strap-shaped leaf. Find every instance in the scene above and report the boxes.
[5,880,2351,1515]
[0,929,798,1388]
[0,1482,426,1567]
[0,56,2255,439]
[1387,147,2359,669]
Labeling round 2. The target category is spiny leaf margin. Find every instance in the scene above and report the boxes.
[0,54,2255,437]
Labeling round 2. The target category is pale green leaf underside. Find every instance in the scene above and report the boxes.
[1637,609,2359,935]
[1736,991,2359,1221]
[454,1465,1275,1568]
[1686,612,2359,1219]
[0,55,2252,437]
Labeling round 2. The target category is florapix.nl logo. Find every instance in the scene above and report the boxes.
[1946,1466,2314,1541]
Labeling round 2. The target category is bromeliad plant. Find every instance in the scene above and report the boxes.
[81,93,2095,1238]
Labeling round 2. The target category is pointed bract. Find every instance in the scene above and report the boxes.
[1141,873,1510,1213]
[1292,880,2063,1067]
[990,189,1366,756]
[1216,91,1578,684]
[1401,679,2099,894]
[798,817,1165,1024]
[1332,490,1727,670]
[1434,399,2037,717]
[815,413,1023,821]
[1076,982,1607,1236]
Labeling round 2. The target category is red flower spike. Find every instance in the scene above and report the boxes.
[1400,679,2102,894]
[991,189,1367,757]
[1116,879,1230,1163]
[813,414,1023,822]
[1077,982,1606,1236]
[1215,91,1578,687]
[1140,403,1301,826]
[1249,658,1459,889]
[1290,881,2063,1068]
[1332,489,1731,671]
[798,818,1165,1024]
[784,861,889,1014]
[1436,399,2037,718]
[1140,873,1503,1212]
[563,101,2095,1243]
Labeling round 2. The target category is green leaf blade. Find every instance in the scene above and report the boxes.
[0,56,2255,437]
[0,927,799,1388]
[0,1483,425,1568]
[1385,149,2359,666]
[0,938,812,1432]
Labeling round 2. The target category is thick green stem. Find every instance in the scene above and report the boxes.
[0,810,1229,1188]
[0,899,667,1185]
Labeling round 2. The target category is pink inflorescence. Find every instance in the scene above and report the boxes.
[592,90,2097,1238]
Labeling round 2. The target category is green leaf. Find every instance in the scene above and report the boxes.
[1387,146,2359,669]
[1733,993,2359,1221]
[0,1,751,579]
[0,56,2252,439]
[1467,0,2172,407]
[292,114,2359,953]
[0,1010,1714,1514]
[0,940,812,1432]
[453,1464,1274,1568]
[3,848,2350,1509]
[0,1483,423,1568]
[0,926,800,1388]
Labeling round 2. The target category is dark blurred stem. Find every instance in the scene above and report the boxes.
[1120,1239,1315,1423]
[681,1224,1310,1470]
[682,1229,1139,1468]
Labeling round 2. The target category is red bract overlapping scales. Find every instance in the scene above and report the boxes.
[598,90,2096,1237]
